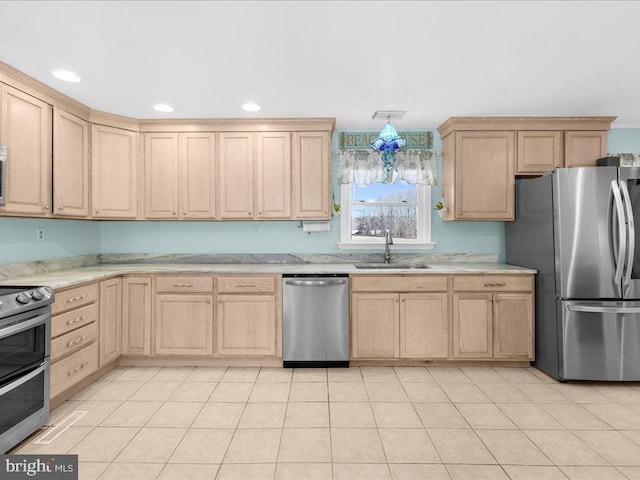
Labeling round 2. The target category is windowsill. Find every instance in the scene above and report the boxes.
[337,242,437,250]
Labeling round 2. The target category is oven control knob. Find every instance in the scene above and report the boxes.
[16,292,31,304]
[31,289,44,301]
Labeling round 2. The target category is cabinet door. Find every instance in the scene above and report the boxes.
[219,133,254,219]
[452,293,493,359]
[494,293,534,359]
[400,293,449,359]
[455,131,514,220]
[155,294,213,355]
[99,278,122,366]
[0,84,52,215]
[180,132,216,219]
[217,295,277,356]
[292,132,330,219]
[516,131,563,174]
[351,293,399,359]
[565,131,607,168]
[53,108,89,217]
[122,276,151,356]
[256,132,291,218]
[144,133,179,219]
[91,125,139,218]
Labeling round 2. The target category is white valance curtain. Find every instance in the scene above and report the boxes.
[337,150,438,185]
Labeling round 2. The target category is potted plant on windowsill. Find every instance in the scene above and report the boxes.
[435,200,448,220]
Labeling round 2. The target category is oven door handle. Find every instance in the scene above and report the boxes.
[0,361,47,397]
[0,313,49,340]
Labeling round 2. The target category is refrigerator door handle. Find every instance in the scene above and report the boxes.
[612,180,627,285]
[620,180,636,287]
[567,304,640,314]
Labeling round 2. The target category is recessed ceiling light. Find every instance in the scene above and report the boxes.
[52,69,81,83]
[242,102,261,112]
[153,104,174,113]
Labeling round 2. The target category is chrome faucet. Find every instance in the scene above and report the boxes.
[384,229,394,264]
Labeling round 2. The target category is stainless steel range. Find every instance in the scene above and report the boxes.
[0,286,54,453]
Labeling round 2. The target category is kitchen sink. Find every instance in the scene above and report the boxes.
[354,263,431,270]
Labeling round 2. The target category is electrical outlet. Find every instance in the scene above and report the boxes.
[36,228,45,241]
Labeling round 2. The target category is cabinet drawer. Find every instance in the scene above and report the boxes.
[453,275,533,292]
[50,342,98,399]
[51,322,97,363]
[155,276,213,293]
[217,276,276,293]
[351,275,448,292]
[52,303,98,338]
[52,283,98,315]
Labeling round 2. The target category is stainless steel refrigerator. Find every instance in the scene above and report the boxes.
[506,167,640,381]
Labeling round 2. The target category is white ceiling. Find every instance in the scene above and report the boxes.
[1,1,639,129]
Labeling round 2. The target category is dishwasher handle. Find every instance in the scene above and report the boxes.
[285,279,347,287]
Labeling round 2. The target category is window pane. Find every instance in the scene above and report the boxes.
[352,181,417,203]
[351,205,418,240]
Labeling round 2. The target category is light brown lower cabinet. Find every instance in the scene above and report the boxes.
[452,291,534,360]
[99,278,122,366]
[122,276,152,355]
[154,294,213,355]
[217,295,277,356]
[494,293,534,359]
[453,293,494,358]
[351,292,449,360]
[351,293,400,359]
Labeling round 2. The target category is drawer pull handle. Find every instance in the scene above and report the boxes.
[67,315,88,326]
[484,283,506,287]
[67,294,89,304]
[67,362,89,376]
[66,335,87,348]
[235,284,257,288]
[172,283,194,287]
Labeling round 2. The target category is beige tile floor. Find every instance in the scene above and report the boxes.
[14,365,640,480]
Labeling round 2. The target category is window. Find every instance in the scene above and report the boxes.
[338,181,434,249]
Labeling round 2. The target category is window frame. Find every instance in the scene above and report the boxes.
[337,182,436,249]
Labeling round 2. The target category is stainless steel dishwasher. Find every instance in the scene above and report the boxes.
[282,274,349,368]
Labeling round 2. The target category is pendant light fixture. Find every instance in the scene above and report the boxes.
[370,111,407,182]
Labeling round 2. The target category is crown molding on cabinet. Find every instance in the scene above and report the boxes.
[139,118,336,133]
[90,109,140,132]
[0,61,91,121]
[438,116,617,139]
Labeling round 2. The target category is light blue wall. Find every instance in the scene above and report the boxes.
[608,129,640,152]
[2,128,639,265]
[0,217,100,264]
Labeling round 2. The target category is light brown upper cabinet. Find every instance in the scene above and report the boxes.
[219,132,292,220]
[144,133,179,219]
[438,117,616,220]
[516,131,563,174]
[92,125,139,219]
[444,131,515,221]
[219,133,254,219]
[143,132,217,220]
[565,131,607,168]
[292,132,331,219]
[256,132,291,218]
[0,84,52,216]
[180,133,216,219]
[53,108,89,217]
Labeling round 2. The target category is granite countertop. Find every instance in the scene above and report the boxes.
[0,260,536,290]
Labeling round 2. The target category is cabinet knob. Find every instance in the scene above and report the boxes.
[42,205,49,211]
[458,211,462,215]
[183,212,187,216]
[172,212,177,216]
[95,210,99,214]
[58,206,64,211]
[556,165,561,168]
[248,212,252,216]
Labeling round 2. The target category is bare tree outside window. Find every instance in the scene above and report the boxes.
[350,182,418,240]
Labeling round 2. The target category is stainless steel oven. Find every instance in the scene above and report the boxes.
[0,286,53,453]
